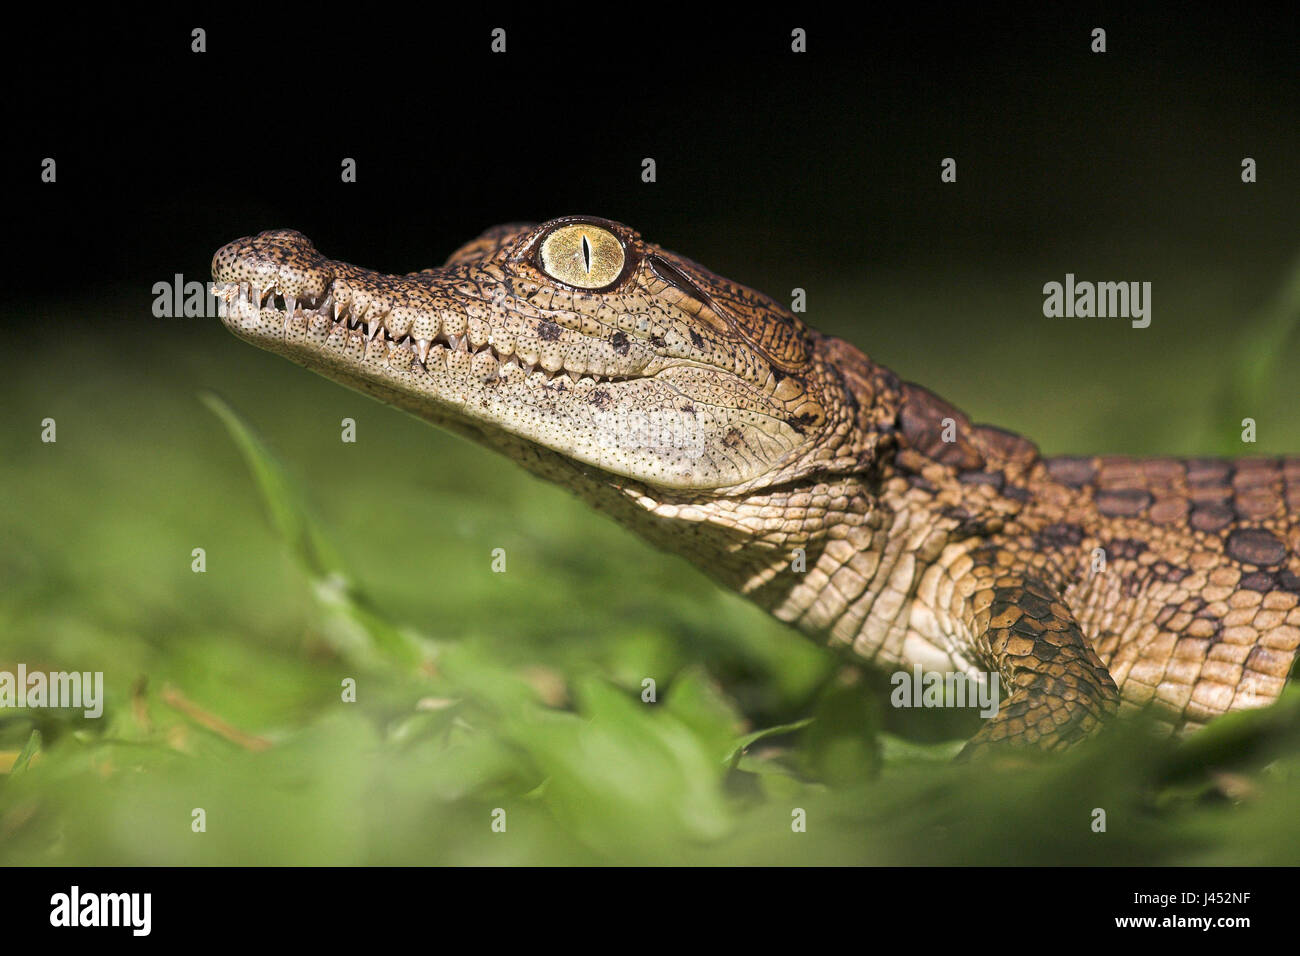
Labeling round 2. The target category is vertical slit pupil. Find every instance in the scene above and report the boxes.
[581,234,592,273]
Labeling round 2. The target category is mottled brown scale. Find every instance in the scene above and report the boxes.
[213,216,1300,757]
[989,452,1300,742]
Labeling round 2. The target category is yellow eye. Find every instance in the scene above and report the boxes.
[538,223,625,289]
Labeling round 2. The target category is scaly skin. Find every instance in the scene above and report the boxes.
[212,217,1300,754]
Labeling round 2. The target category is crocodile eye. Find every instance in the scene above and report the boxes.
[538,223,625,289]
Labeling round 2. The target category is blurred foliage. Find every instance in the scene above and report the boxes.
[2,252,1300,864]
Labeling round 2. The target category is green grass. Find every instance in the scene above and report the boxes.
[2,253,1299,865]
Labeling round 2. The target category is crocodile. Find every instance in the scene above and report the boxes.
[212,216,1300,755]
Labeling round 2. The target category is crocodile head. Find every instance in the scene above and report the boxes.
[214,217,892,490]
[213,217,897,604]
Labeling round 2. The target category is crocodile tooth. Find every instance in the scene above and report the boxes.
[447,334,462,351]
[285,294,297,316]
[415,339,431,364]
[365,318,381,341]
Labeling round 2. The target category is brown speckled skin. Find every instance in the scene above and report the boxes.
[213,218,1300,755]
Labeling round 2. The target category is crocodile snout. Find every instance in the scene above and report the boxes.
[212,229,333,304]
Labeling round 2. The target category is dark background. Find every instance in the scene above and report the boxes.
[9,6,1297,298]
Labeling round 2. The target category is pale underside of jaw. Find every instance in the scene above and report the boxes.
[212,279,804,490]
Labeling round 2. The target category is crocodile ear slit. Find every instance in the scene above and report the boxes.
[646,255,732,334]
[648,254,711,303]
[648,254,815,373]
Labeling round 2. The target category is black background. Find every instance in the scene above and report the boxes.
[7,6,1297,302]
[11,865,1285,939]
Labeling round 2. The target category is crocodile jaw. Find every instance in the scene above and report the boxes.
[212,225,822,492]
